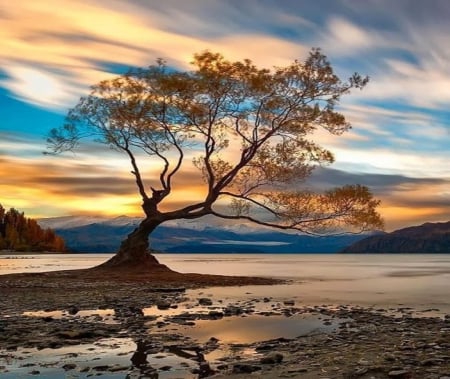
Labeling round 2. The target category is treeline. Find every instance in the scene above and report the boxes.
[0,204,66,252]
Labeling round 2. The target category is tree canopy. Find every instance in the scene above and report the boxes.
[48,49,382,241]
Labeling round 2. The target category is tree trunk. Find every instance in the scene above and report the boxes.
[96,217,172,272]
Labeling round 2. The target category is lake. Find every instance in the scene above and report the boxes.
[1,253,450,379]
[1,253,449,313]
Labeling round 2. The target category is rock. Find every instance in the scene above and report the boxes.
[92,365,110,371]
[283,300,295,306]
[198,298,213,306]
[208,311,223,319]
[128,306,144,317]
[384,353,396,361]
[62,363,77,370]
[150,287,186,293]
[57,329,105,339]
[388,369,413,378]
[223,306,243,316]
[108,365,130,372]
[422,358,443,366]
[260,352,284,364]
[156,301,171,310]
[20,363,35,367]
[232,363,261,373]
[256,343,277,351]
[68,305,79,315]
[29,370,40,375]
[354,367,368,375]
[288,367,308,373]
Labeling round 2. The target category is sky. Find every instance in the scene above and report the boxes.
[0,0,449,231]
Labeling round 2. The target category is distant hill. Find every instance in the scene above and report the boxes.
[341,221,450,253]
[38,216,367,253]
[0,204,66,252]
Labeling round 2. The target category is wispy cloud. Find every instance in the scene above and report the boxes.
[0,149,207,217]
[309,167,450,229]
[0,0,308,110]
[0,0,449,229]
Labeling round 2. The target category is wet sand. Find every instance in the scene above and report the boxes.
[0,268,450,378]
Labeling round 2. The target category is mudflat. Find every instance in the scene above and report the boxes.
[0,270,449,378]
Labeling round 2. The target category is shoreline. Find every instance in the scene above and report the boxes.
[0,270,449,378]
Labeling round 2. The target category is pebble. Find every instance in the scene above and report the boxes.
[1,290,449,379]
[388,369,413,378]
[198,298,213,306]
[156,301,171,310]
[260,352,284,364]
[62,363,77,370]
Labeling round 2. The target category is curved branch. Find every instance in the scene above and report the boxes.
[210,209,372,236]
[163,126,184,191]
[123,146,148,201]
[218,191,281,218]
[210,209,318,235]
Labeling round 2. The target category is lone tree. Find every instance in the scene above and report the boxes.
[47,49,383,271]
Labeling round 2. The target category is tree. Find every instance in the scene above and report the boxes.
[0,204,66,252]
[47,49,383,271]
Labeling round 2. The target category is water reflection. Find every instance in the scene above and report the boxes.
[3,253,449,313]
[169,314,340,344]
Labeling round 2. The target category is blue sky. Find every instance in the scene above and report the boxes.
[0,0,449,230]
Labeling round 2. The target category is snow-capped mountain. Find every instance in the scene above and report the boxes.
[38,215,367,253]
[38,215,143,230]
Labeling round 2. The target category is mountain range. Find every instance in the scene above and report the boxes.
[37,215,367,253]
[342,221,450,253]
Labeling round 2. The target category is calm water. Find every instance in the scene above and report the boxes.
[1,253,449,312]
[1,253,450,378]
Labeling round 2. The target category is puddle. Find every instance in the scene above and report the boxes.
[9,300,345,378]
[0,338,200,379]
[143,304,211,318]
[169,313,341,344]
[0,338,134,379]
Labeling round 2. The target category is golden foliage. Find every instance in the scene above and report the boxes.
[48,49,382,234]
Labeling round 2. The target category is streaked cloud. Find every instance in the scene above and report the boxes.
[0,0,449,230]
[308,167,450,230]
[0,150,207,217]
[0,0,308,110]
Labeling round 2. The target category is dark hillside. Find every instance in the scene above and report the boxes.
[341,221,450,253]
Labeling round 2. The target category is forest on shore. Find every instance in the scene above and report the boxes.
[0,204,65,252]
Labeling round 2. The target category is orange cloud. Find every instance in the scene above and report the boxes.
[380,205,449,231]
[377,180,450,230]
[0,0,307,109]
[0,153,208,218]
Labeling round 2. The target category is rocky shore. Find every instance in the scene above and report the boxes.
[0,272,449,378]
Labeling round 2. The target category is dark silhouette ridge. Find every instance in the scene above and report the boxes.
[341,221,450,253]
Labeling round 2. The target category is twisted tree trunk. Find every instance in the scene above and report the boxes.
[96,217,171,272]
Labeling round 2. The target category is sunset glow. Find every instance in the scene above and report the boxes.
[0,0,449,231]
